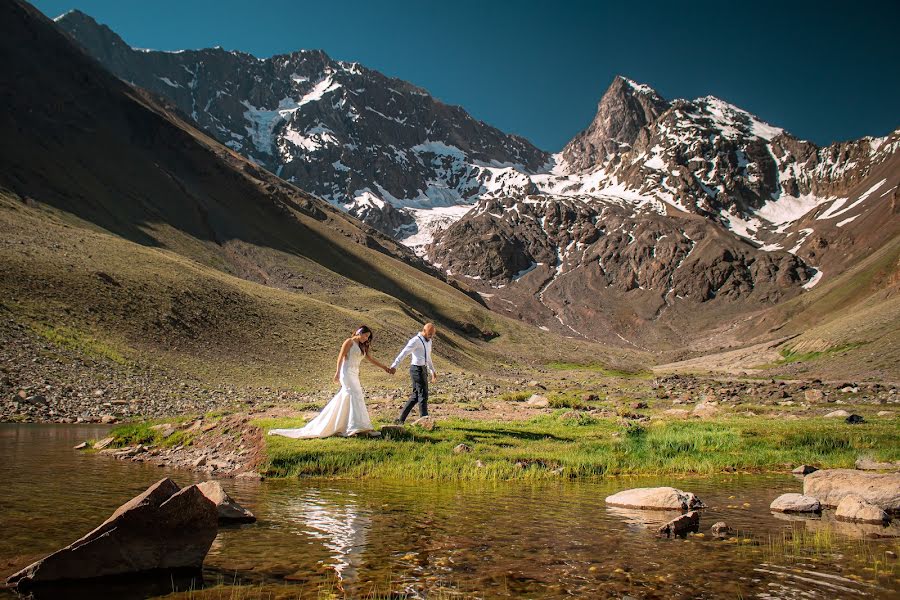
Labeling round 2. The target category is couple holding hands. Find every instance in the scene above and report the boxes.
[269,324,437,439]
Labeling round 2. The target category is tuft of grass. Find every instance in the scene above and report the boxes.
[257,415,900,481]
[32,323,130,365]
[499,391,530,403]
[765,343,865,367]
[546,361,651,378]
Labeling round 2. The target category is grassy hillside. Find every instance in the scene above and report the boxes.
[0,0,645,396]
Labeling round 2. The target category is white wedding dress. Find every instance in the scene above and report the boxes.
[269,342,376,438]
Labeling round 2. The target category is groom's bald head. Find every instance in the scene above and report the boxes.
[422,323,436,339]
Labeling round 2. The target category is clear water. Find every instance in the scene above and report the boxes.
[1,424,898,599]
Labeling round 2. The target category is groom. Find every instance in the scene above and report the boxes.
[390,323,437,424]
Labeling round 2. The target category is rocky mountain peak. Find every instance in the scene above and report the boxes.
[560,75,670,172]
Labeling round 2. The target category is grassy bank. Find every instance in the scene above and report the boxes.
[258,414,900,481]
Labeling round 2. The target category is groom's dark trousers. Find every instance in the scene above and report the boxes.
[399,365,428,422]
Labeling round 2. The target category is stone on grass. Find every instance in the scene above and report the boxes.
[835,495,890,525]
[151,423,177,438]
[710,522,733,537]
[824,410,850,418]
[73,442,87,450]
[845,414,865,424]
[770,493,821,513]
[804,389,825,403]
[93,437,114,450]
[453,443,472,454]
[525,394,549,408]
[411,416,436,431]
[196,481,256,524]
[606,487,706,511]
[803,469,900,514]
[657,511,700,537]
[7,478,217,588]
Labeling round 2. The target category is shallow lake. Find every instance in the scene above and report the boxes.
[1,424,897,599]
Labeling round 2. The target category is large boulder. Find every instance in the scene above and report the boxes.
[7,478,218,588]
[804,469,900,514]
[770,493,821,513]
[605,487,706,511]
[196,481,256,524]
[835,495,890,525]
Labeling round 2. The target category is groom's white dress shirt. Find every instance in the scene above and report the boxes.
[391,334,435,375]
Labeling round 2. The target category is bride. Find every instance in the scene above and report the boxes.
[269,326,391,439]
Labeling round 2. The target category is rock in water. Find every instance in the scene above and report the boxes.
[7,478,218,588]
[605,487,706,510]
[196,481,256,524]
[835,495,890,525]
[770,493,821,513]
[804,469,900,514]
[657,511,700,537]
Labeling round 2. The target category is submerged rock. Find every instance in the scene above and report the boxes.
[835,495,890,525]
[196,481,256,524]
[710,521,733,537]
[770,493,821,513]
[7,478,217,588]
[804,469,900,514]
[657,511,700,537]
[605,487,706,511]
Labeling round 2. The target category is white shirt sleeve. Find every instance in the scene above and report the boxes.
[427,342,436,376]
[390,337,417,369]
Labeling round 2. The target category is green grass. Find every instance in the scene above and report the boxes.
[32,323,130,365]
[772,343,864,366]
[258,415,900,481]
[546,361,652,378]
[104,417,198,449]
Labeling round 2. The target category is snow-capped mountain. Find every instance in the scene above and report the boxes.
[54,10,549,239]
[55,11,898,349]
[428,77,898,348]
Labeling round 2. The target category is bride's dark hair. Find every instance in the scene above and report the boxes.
[352,325,372,355]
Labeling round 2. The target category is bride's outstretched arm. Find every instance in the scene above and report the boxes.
[334,338,352,383]
[365,351,392,373]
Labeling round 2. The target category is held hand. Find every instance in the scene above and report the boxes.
[333,373,340,385]
[431,372,437,383]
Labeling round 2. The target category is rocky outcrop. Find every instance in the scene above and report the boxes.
[803,469,900,514]
[835,495,890,524]
[605,487,706,511]
[196,481,256,524]
[561,76,669,171]
[770,493,821,513]
[7,478,218,588]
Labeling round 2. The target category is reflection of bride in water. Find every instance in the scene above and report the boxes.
[283,489,371,584]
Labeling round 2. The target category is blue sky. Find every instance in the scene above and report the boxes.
[35,0,899,151]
